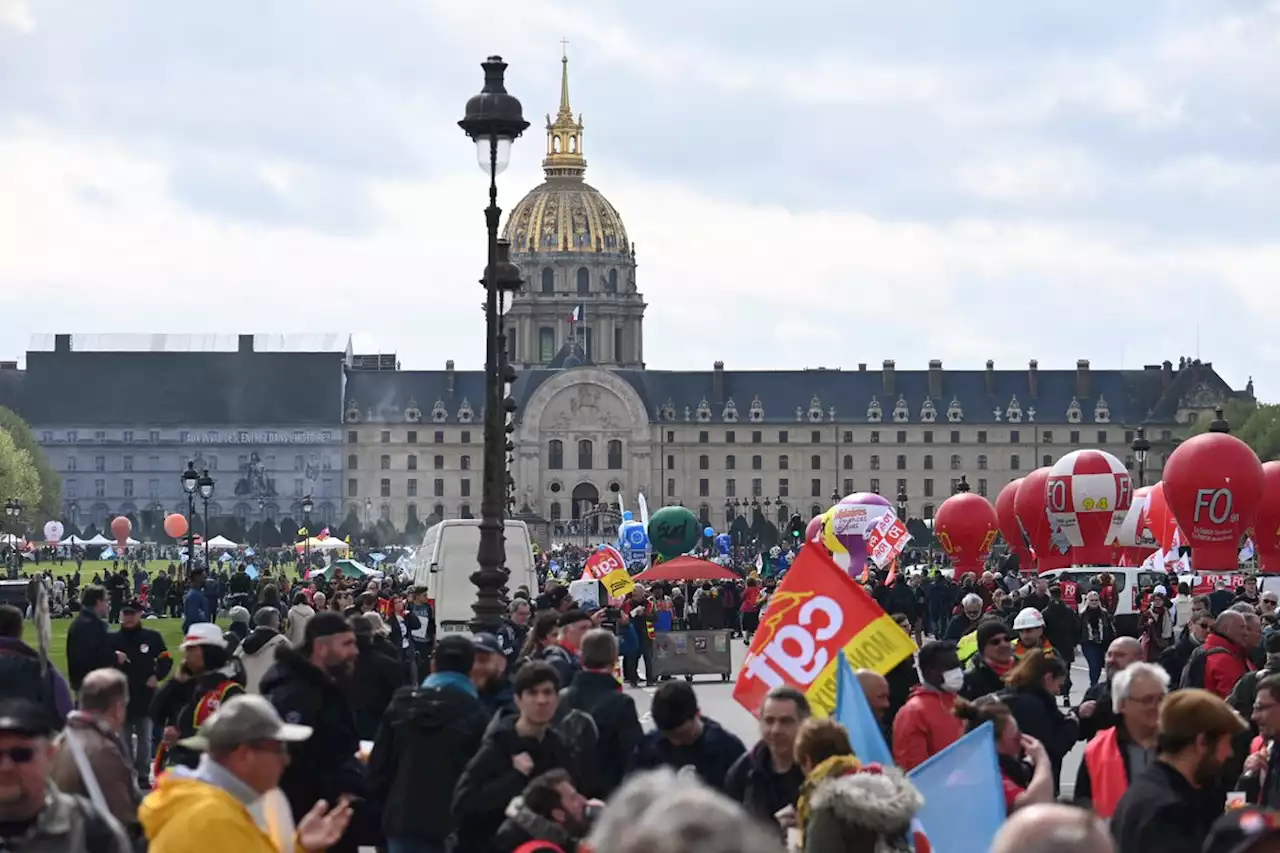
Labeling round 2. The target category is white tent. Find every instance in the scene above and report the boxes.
[206,535,243,550]
[124,537,140,546]
[60,535,87,545]
[0,534,24,546]
[84,534,112,546]
[314,538,350,552]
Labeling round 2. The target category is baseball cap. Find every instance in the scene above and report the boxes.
[0,699,56,738]
[181,622,228,650]
[121,599,143,614]
[472,632,504,656]
[178,695,312,752]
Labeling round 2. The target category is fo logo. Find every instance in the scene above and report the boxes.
[1193,488,1236,525]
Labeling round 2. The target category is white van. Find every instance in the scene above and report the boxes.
[410,518,538,637]
[1036,566,1169,636]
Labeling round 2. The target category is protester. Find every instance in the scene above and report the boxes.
[1074,662,1167,817]
[1197,610,1260,698]
[151,622,246,772]
[892,640,964,770]
[943,594,984,642]
[555,628,642,798]
[724,685,808,829]
[1000,649,1082,792]
[347,613,404,741]
[954,696,1053,814]
[499,597,533,670]
[138,694,352,853]
[855,669,893,746]
[67,585,124,694]
[1078,591,1116,687]
[541,609,591,689]
[0,603,72,726]
[630,680,746,792]
[234,607,291,695]
[960,619,1015,701]
[183,569,209,632]
[112,597,171,787]
[1160,607,1213,686]
[1081,637,1142,740]
[493,768,595,853]
[367,635,490,853]
[989,803,1116,853]
[1238,673,1280,807]
[472,632,516,719]
[1110,689,1249,853]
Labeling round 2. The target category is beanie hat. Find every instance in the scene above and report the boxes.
[976,620,1010,650]
[302,611,351,650]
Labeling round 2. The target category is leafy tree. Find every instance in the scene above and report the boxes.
[247,521,263,548]
[82,523,100,539]
[219,517,248,544]
[278,517,300,541]
[338,508,361,540]
[0,408,59,524]
[0,429,40,528]
[261,519,283,548]
[1188,399,1280,461]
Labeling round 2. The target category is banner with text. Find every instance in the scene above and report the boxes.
[868,513,912,569]
[582,545,636,598]
[733,543,918,716]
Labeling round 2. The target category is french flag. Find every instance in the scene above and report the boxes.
[567,303,584,325]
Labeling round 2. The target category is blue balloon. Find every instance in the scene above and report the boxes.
[623,510,633,521]
[715,532,732,555]
[620,521,649,552]
[703,526,715,537]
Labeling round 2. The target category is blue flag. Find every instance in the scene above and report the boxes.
[909,722,1005,853]
[834,654,893,767]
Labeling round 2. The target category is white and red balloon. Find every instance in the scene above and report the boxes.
[1046,449,1133,564]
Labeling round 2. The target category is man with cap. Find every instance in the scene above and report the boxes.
[540,609,591,690]
[113,596,172,788]
[0,698,131,852]
[151,623,246,774]
[139,694,352,853]
[368,635,490,853]
[472,631,515,719]
[260,610,374,853]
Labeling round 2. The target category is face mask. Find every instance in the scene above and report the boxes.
[941,667,965,693]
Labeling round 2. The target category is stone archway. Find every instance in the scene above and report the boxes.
[571,482,599,524]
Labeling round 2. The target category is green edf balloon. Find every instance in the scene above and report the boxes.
[647,505,700,559]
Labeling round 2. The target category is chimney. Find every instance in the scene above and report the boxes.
[857,363,866,372]
[1161,360,1173,391]
[928,359,943,399]
[445,359,456,396]
[712,361,725,405]
[0,361,16,371]
[54,334,71,353]
[985,360,995,396]
[882,360,895,397]
[1028,359,1039,398]
[238,334,254,353]
[1076,359,1091,398]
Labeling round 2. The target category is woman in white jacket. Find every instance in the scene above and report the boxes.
[284,591,316,647]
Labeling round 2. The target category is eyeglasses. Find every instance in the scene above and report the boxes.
[1263,600,1278,607]
[1128,694,1164,708]
[0,746,36,765]
[987,636,1012,646]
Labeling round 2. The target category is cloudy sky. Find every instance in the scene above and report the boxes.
[1,0,1277,394]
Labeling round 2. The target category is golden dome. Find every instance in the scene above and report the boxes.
[502,49,631,256]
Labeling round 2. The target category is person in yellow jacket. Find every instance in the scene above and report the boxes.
[139,694,352,853]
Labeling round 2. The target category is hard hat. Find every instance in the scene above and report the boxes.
[1013,607,1045,631]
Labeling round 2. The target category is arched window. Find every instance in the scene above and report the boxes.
[576,268,590,294]
[432,503,444,519]
[548,440,563,470]
[380,455,390,470]
[549,501,562,520]
[779,455,789,470]
[433,455,444,470]
[607,440,623,469]
[923,454,933,470]
[460,503,473,519]
[843,454,853,470]
[606,269,618,293]
[699,454,709,470]
[923,503,935,520]
[810,454,821,469]
[977,454,988,470]
[460,455,471,471]
[810,504,822,518]
[950,454,962,470]
[538,327,556,362]
[578,439,593,469]
[541,267,554,294]
[407,454,417,470]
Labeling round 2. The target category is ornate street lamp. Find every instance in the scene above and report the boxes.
[301,494,314,573]
[4,498,22,579]
[460,55,529,633]
[1209,406,1230,434]
[181,462,199,574]
[198,469,215,572]
[1131,426,1150,488]
[896,487,909,520]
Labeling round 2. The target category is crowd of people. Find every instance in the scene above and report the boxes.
[5,548,1280,853]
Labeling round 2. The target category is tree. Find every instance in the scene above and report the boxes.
[404,509,425,542]
[278,517,300,542]
[1188,399,1280,461]
[0,407,60,524]
[261,519,283,548]
[0,429,41,528]
[338,508,361,540]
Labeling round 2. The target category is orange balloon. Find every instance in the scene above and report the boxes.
[110,516,132,543]
[163,513,189,539]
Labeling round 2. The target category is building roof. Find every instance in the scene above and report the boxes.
[342,358,1243,426]
[26,333,351,354]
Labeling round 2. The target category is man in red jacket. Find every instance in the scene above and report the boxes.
[1202,610,1259,699]
[892,640,965,770]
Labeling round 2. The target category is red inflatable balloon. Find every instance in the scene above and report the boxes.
[1116,486,1159,566]
[1014,467,1071,571]
[1140,481,1181,553]
[996,478,1033,565]
[163,513,189,539]
[1248,462,1280,573]
[1163,432,1265,570]
[110,516,131,545]
[805,514,825,543]
[935,492,1000,579]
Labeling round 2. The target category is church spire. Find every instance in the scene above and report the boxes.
[543,40,586,180]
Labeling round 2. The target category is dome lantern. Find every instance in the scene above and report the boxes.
[544,42,586,180]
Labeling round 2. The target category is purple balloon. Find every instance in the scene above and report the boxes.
[830,492,894,575]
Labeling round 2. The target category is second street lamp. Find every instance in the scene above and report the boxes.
[301,494,314,574]
[460,55,529,634]
[198,469,215,572]
[1131,426,1150,487]
[181,462,199,574]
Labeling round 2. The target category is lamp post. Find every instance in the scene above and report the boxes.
[181,462,199,574]
[460,55,529,633]
[896,486,909,521]
[198,469,214,572]
[364,497,372,537]
[1208,406,1230,434]
[4,498,22,579]
[956,474,971,493]
[301,494,314,575]
[1131,426,1150,488]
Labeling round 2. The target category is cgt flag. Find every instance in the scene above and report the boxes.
[733,543,917,717]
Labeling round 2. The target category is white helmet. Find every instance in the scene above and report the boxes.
[1013,607,1045,631]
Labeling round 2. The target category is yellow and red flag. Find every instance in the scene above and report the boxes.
[734,543,917,717]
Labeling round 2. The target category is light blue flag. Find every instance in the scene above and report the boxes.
[245,564,259,580]
[834,654,894,767]
[909,722,1005,853]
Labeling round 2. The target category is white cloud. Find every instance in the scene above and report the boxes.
[0,0,34,33]
[954,149,1099,204]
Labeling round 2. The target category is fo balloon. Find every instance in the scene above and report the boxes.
[995,479,1031,566]
[1163,432,1265,570]
[934,492,999,579]
[1014,467,1070,571]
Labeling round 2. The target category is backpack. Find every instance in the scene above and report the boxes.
[1179,646,1232,690]
[554,691,603,798]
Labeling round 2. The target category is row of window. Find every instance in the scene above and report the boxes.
[678,451,1159,473]
[347,478,471,499]
[353,430,472,445]
[547,439,624,470]
[678,428,1167,445]
[63,454,332,474]
[674,476,1000,501]
[64,477,334,500]
[44,430,334,444]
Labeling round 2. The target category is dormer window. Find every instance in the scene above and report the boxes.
[808,395,824,423]
[457,399,474,424]
[947,397,964,423]
[892,396,910,423]
[431,400,448,423]
[748,395,765,423]
[1066,397,1083,424]
[660,400,676,422]
[696,398,712,423]
[404,400,422,423]
[722,398,739,423]
[1094,394,1111,424]
[920,399,937,423]
[867,396,883,423]
[1006,395,1023,424]
[344,401,361,424]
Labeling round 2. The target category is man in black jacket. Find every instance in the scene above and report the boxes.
[961,620,1015,701]
[66,585,124,694]
[724,686,808,829]
[113,599,171,788]
[260,611,375,853]
[555,628,642,799]
[367,635,489,853]
[1043,587,1079,706]
[453,661,575,853]
[631,680,747,793]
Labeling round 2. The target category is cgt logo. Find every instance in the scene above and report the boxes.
[743,595,844,689]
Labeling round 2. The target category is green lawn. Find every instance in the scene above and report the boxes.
[30,559,306,582]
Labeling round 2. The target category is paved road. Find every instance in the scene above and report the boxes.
[628,654,1096,797]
